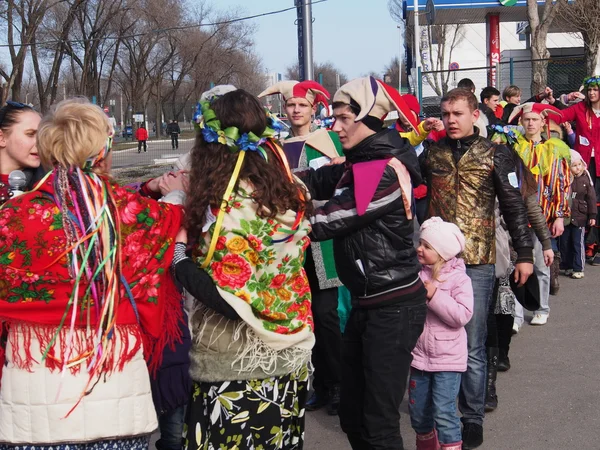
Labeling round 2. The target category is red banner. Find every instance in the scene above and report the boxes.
[488,14,500,87]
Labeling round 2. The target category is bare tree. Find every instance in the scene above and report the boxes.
[527,0,568,93]
[285,61,348,97]
[383,56,410,91]
[419,25,464,96]
[0,0,57,103]
[556,0,600,77]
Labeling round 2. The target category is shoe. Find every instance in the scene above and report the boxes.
[462,422,483,449]
[305,390,329,411]
[416,430,439,450]
[592,254,600,266]
[530,314,548,326]
[512,322,520,335]
[484,347,498,412]
[564,269,573,277]
[326,385,340,416]
[571,271,584,279]
[497,349,511,372]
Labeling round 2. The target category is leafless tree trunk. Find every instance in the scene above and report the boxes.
[527,0,568,94]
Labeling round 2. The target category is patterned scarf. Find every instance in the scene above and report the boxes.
[0,172,183,406]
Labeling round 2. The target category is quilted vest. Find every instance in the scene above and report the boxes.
[427,138,496,265]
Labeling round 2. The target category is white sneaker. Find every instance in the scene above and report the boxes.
[571,272,584,279]
[530,314,548,326]
[512,323,520,334]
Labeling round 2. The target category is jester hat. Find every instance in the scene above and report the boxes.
[258,80,330,107]
[507,102,563,125]
[332,76,419,131]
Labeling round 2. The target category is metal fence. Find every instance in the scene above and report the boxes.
[419,55,587,118]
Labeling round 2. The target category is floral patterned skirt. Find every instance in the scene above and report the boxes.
[183,366,309,450]
[0,437,148,450]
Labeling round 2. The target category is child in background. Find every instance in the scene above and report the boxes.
[409,217,474,450]
[560,150,597,279]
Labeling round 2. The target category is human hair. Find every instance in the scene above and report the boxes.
[457,78,475,92]
[441,88,478,112]
[185,89,312,240]
[480,86,500,103]
[37,97,111,169]
[0,103,38,135]
[430,257,447,283]
[503,85,521,101]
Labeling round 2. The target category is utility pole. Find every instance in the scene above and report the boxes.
[296,0,314,81]
[413,0,421,101]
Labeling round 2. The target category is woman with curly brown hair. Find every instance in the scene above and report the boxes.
[172,89,314,450]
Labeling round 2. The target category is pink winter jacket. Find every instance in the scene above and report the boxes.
[411,257,474,373]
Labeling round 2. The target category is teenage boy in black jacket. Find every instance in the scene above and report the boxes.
[299,77,426,450]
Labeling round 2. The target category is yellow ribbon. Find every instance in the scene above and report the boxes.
[201,151,246,269]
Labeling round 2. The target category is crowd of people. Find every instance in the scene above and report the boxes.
[0,71,598,450]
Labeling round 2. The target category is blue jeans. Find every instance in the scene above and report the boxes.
[459,264,495,426]
[409,369,462,445]
[156,406,185,450]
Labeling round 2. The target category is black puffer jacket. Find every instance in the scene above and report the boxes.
[300,129,424,307]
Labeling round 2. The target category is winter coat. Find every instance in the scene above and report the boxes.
[301,129,426,308]
[135,127,148,141]
[412,257,474,373]
[166,122,181,135]
[569,172,598,228]
[559,102,600,174]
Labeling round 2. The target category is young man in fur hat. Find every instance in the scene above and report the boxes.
[258,80,345,415]
[420,88,534,449]
[496,103,571,327]
[298,76,427,450]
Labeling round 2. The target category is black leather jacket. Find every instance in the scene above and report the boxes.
[301,129,423,303]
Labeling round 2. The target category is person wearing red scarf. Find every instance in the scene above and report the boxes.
[0,99,183,449]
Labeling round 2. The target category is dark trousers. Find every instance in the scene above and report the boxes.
[560,224,585,272]
[171,133,179,149]
[138,140,147,152]
[305,248,342,392]
[587,158,600,250]
[496,314,514,356]
[340,302,427,450]
[156,406,185,450]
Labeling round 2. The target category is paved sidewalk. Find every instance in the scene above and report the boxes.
[304,267,600,449]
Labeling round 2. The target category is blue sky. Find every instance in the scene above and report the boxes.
[213,0,402,79]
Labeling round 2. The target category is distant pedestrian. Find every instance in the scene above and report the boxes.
[135,124,148,153]
[409,217,473,450]
[560,150,597,279]
[166,120,180,149]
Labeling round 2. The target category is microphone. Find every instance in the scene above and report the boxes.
[8,170,27,197]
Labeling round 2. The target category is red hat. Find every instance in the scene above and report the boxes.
[258,80,330,107]
[507,102,562,124]
[332,77,418,131]
[402,94,421,115]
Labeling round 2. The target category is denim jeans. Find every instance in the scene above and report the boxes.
[514,234,550,326]
[340,301,427,450]
[459,264,495,426]
[560,224,585,272]
[409,369,462,445]
[156,406,185,450]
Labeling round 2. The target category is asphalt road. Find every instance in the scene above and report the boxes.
[303,267,600,450]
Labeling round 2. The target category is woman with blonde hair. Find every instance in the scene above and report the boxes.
[0,98,183,449]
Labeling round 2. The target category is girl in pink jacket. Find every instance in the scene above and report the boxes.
[409,217,474,450]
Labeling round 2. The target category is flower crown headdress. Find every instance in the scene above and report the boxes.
[192,101,284,161]
[192,96,303,269]
[583,75,600,89]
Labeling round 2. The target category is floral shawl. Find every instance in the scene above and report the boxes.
[0,174,184,382]
[192,181,314,358]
